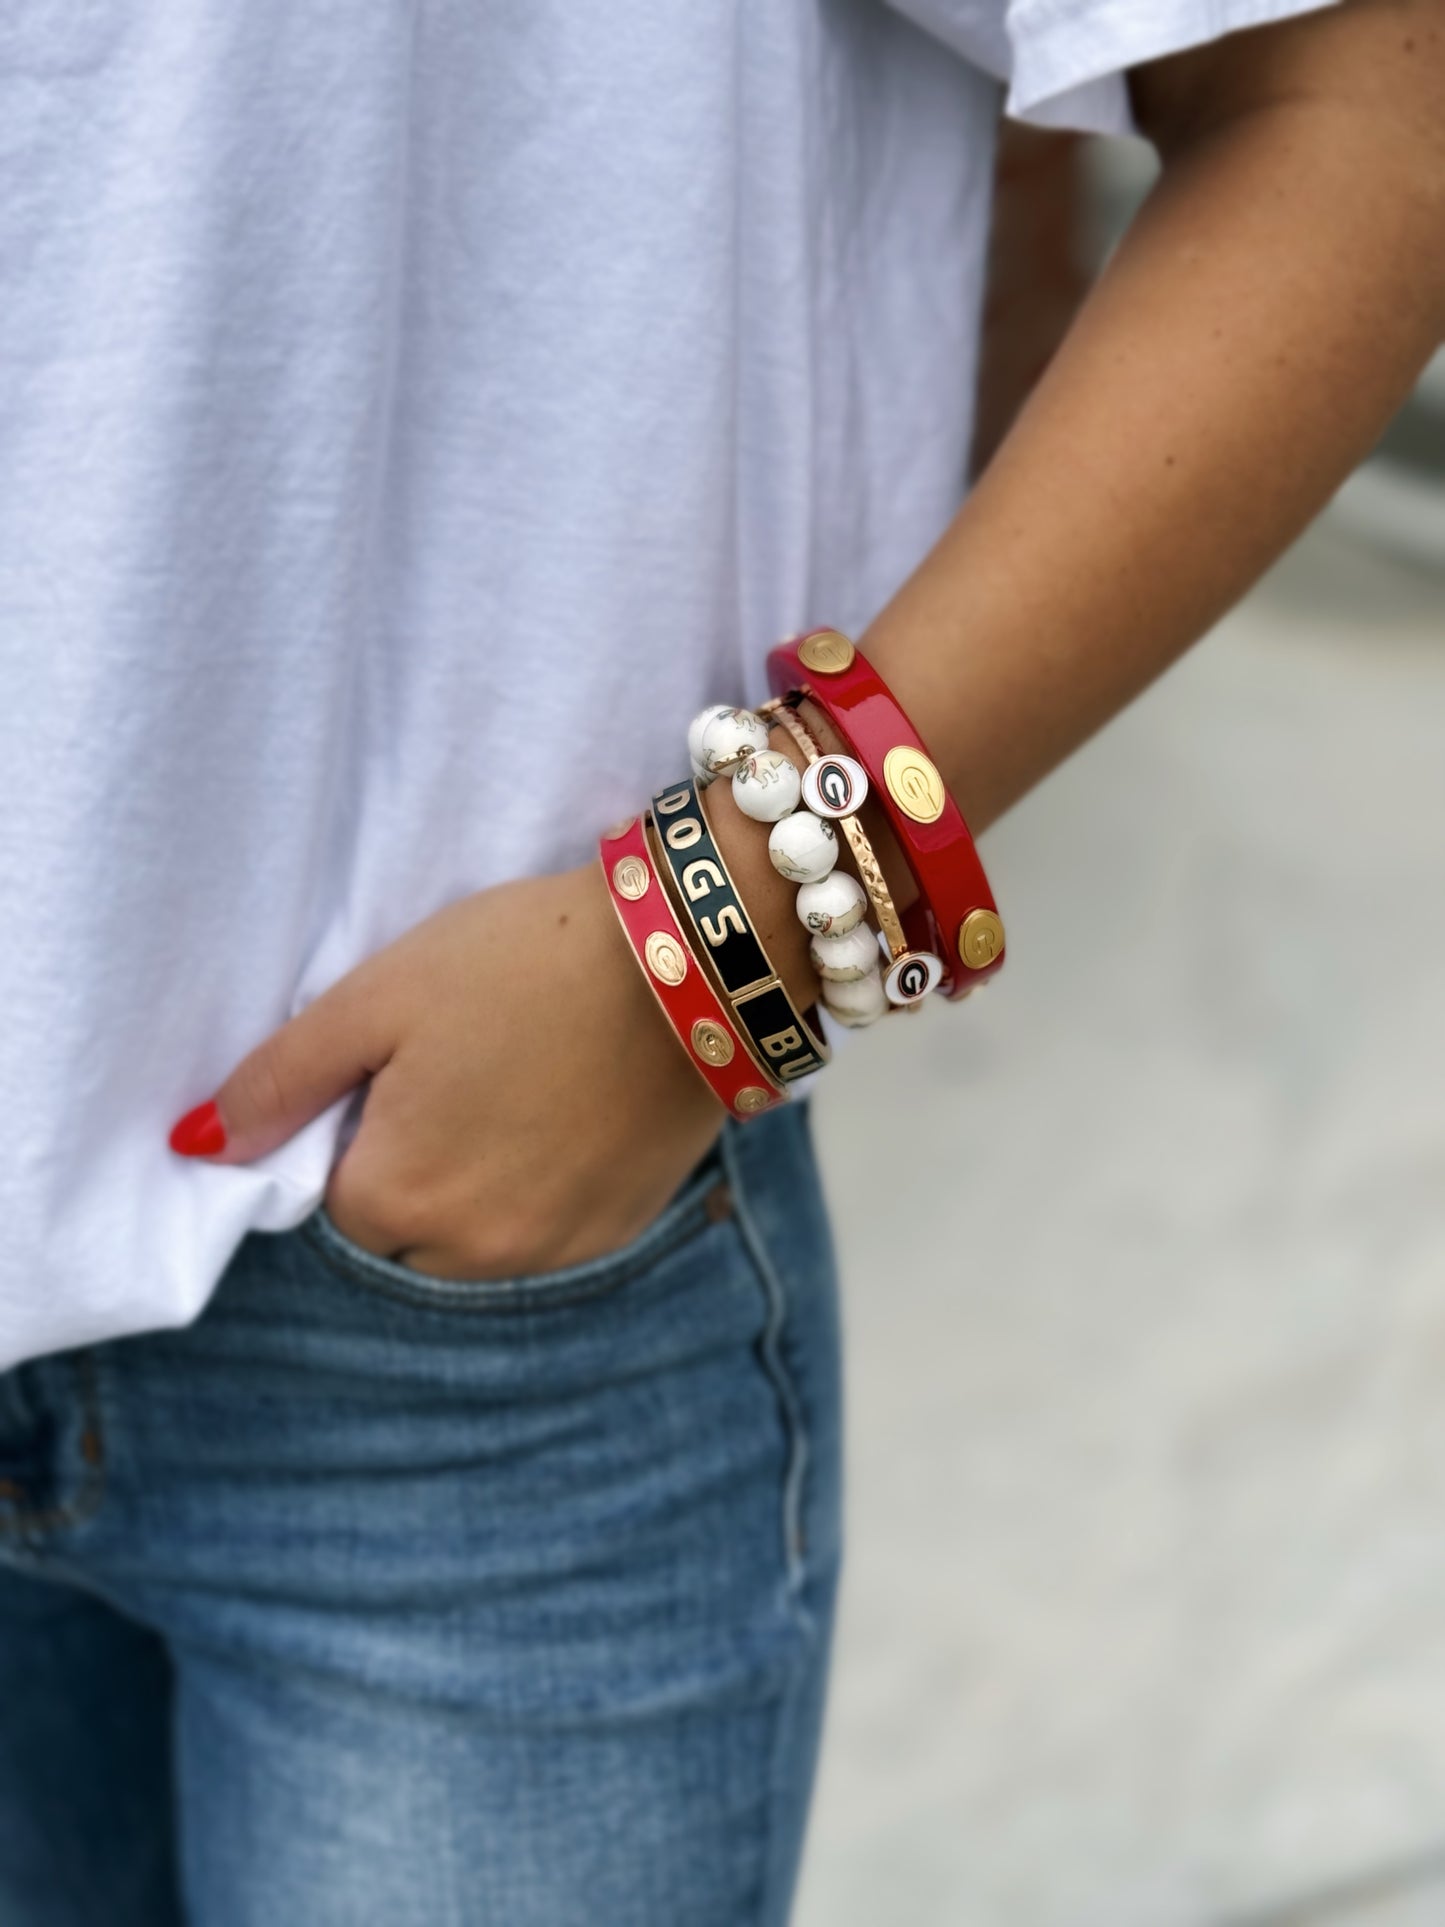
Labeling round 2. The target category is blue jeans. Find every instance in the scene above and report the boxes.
[0,1104,841,1926]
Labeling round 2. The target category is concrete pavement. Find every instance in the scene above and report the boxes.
[796,523,1445,1927]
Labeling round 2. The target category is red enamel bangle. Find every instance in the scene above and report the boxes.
[766,630,1005,996]
[599,816,786,1118]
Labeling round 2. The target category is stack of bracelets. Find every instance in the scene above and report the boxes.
[600,628,1005,1120]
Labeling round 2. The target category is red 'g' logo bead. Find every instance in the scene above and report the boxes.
[884,950,944,1006]
[801,754,869,820]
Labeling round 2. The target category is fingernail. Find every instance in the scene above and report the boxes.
[169,1099,227,1158]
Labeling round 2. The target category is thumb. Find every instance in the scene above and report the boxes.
[169,969,396,1165]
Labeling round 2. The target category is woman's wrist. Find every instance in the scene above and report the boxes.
[603,635,979,1102]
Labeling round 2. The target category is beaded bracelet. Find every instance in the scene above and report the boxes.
[687,705,771,788]
[759,700,889,1026]
[767,630,1005,997]
[681,697,940,1023]
[674,713,884,1024]
[649,778,830,1084]
[600,816,786,1117]
[762,699,944,1014]
[765,699,904,949]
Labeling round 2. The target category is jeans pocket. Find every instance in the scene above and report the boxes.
[295,1139,731,1316]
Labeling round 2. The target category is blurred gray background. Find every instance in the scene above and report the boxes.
[795,133,1445,1927]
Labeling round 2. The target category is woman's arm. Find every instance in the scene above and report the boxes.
[179,0,1445,1275]
[711,0,1445,1003]
[865,0,1445,830]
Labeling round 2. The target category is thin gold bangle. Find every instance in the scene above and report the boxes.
[761,699,909,961]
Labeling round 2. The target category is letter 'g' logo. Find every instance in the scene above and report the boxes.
[882,747,945,824]
[801,752,869,821]
[884,949,944,1007]
[818,762,853,811]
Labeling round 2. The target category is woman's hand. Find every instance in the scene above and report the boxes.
[168,723,842,1277]
[170,861,725,1278]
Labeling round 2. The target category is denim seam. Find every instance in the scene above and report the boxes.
[296,1194,715,1315]
[0,1350,106,1539]
[757,1606,819,1927]
[720,1125,813,1612]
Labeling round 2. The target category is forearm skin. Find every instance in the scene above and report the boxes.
[864,0,1445,832]
[712,0,1445,1003]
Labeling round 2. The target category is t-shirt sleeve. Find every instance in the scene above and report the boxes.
[887,0,1341,136]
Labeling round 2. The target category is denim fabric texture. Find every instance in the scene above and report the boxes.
[0,1103,842,1927]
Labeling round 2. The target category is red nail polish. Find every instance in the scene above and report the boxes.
[169,1100,227,1158]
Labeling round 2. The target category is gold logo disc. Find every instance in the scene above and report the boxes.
[796,630,856,676]
[644,931,689,986]
[958,908,1004,970]
[611,855,650,901]
[734,1086,773,1114]
[883,745,945,824]
[690,1018,735,1067]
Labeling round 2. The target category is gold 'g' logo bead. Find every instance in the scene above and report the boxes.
[690,1019,735,1067]
[796,630,856,676]
[644,932,689,986]
[734,1086,773,1114]
[958,908,1004,970]
[611,855,650,901]
[883,746,945,824]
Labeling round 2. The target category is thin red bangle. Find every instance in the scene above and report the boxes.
[767,630,1004,996]
[599,816,786,1118]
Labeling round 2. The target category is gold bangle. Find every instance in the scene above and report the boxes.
[762,699,909,962]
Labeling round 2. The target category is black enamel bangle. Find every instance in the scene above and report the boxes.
[650,778,831,1085]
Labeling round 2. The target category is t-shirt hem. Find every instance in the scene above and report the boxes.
[1005,0,1342,136]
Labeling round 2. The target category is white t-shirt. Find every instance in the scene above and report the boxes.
[0,0,1330,1368]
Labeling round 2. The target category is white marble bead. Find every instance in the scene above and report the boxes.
[822,967,888,1028]
[810,923,880,983]
[800,753,869,820]
[731,750,802,823]
[795,870,867,938]
[883,948,945,1006]
[767,809,838,884]
[693,705,771,776]
[686,708,719,771]
[690,755,715,789]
